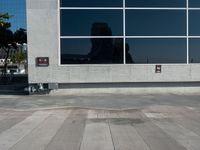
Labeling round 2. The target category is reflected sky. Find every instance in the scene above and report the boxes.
[189,39,200,63]
[126,39,187,63]
[61,38,188,64]
[189,0,200,7]
[61,10,187,36]
[61,38,91,55]
[61,0,123,7]
[60,0,200,64]
[189,11,200,36]
[61,38,124,64]
[61,10,123,36]
[126,10,186,36]
[126,0,186,7]
[61,0,189,8]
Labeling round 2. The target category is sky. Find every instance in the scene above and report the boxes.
[0,0,26,32]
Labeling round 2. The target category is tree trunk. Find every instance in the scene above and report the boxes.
[2,48,9,76]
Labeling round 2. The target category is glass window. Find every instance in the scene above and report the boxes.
[125,38,187,64]
[126,10,186,36]
[60,10,123,36]
[189,39,200,63]
[189,11,200,36]
[189,0,200,8]
[126,0,186,7]
[61,38,123,64]
[60,0,123,7]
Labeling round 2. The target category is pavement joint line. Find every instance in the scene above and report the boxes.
[1,104,189,112]
[11,109,71,150]
[108,119,116,150]
[118,110,153,150]
[2,93,199,98]
[0,110,54,150]
[9,114,51,150]
[0,106,147,112]
[0,104,197,112]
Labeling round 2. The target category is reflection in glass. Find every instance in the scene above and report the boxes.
[126,10,186,36]
[61,38,123,64]
[126,0,186,7]
[126,43,134,63]
[60,10,123,36]
[189,0,200,8]
[126,39,187,64]
[189,39,200,63]
[91,23,112,36]
[189,11,200,36]
[60,0,123,7]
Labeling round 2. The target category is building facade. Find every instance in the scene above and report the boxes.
[27,0,200,88]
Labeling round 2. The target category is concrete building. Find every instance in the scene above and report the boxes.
[26,0,200,93]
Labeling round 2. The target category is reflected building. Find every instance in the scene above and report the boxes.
[88,23,113,63]
[125,43,134,63]
[88,23,129,64]
[112,39,123,63]
[90,23,112,36]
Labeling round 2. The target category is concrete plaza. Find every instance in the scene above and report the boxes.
[0,93,200,150]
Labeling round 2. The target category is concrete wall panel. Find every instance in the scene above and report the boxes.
[27,0,200,84]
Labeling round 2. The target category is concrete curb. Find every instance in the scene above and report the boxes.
[50,86,200,96]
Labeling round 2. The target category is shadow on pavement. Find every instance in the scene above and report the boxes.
[0,74,28,95]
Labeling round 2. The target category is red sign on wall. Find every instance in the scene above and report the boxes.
[36,57,49,67]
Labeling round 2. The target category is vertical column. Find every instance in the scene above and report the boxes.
[123,0,126,64]
[186,0,189,64]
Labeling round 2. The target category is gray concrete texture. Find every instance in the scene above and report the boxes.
[0,93,200,150]
[0,93,200,111]
[27,0,200,84]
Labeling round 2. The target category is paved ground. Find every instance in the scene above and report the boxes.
[0,93,200,150]
[0,93,200,110]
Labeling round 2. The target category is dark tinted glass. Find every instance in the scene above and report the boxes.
[61,38,123,64]
[126,39,187,64]
[189,11,200,36]
[189,0,200,7]
[126,0,186,7]
[189,39,200,63]
[61,10,123,36]
[126,10,186,36]
[61,0,123,7]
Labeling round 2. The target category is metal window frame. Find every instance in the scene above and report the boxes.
[58,0,200,65]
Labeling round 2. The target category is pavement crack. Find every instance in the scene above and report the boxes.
[108,119,116,150]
